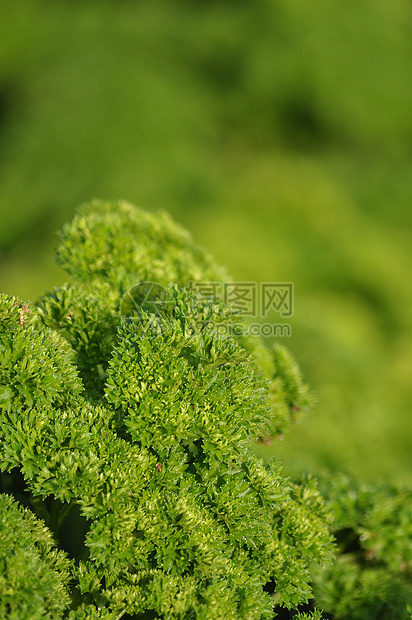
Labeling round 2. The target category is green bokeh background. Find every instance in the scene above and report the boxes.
[1,0,411,484]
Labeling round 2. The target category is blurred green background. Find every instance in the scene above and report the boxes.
[1,0,411,484]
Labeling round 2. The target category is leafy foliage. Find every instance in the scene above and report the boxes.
[1,201,411,619]
[1,0,412,489]
[0,202,335,619]
[0,493,71,620]
[310,472,412,620]
[56,200,228,291]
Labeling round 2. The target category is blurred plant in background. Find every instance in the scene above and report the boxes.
[0,0,411,484]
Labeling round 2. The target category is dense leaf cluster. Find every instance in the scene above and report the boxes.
[1,0,412,490]
[0,494,71,620]
[0,202,331,619]
[1,201,411,619]
[312,472,412,620]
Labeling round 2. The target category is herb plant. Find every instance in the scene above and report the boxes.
[1,200,410,619]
